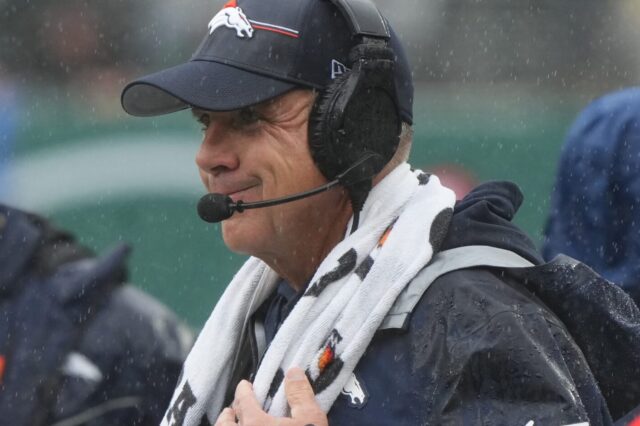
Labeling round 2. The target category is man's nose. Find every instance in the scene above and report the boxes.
[195,122,239,175]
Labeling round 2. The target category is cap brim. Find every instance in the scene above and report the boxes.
[121,60,298,117]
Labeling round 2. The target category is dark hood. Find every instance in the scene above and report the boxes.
[542,87,640,304]
[0,204,100,295]
[0,205,42,294]
[441,181,544,265]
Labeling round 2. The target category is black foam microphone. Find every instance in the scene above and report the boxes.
[197,193,236,223]
[196,153,380,223]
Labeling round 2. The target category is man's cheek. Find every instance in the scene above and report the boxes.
[221,213,265,253]
[198,170,210,190]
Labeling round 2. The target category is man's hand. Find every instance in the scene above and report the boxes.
[214,367,328,426]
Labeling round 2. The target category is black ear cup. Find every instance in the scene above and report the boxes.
[342,83,400,174]
[308,44,401,212]
[309,72,355,182]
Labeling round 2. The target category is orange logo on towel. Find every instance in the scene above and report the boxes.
[0,355,5,383]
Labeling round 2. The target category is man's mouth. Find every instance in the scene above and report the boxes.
[226,185,259,202]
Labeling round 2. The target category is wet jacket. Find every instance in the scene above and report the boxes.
[0,205,193,425]
[230,182,635,425]
[543,87,640,305]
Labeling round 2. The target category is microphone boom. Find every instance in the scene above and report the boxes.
[196,153,379,223]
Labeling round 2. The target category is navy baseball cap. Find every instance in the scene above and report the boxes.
[121,0,413,124]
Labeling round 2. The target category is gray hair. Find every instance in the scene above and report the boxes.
[384,122,413,170]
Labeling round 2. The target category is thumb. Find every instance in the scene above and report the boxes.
[284,367,323,420]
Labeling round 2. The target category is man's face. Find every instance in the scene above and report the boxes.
[194,90,344,260]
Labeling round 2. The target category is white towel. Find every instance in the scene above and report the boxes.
[162,164,456,425]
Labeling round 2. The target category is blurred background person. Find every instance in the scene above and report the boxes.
[543,87,640,305]
[0,203,193,425]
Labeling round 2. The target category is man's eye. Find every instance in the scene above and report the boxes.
[198,114,210,132]
[233,108,261,129]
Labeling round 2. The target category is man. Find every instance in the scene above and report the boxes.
[543,87,640,306]
[121,0,631,424]
[0,204,193,425]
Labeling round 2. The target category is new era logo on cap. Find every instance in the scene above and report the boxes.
[331,60,348,79]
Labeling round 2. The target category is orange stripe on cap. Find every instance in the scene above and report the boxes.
[224,0,237,8]
[251,24,299,38]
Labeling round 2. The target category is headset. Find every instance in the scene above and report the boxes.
[308,0,402,216]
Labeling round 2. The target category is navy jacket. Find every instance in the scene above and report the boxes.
[543,87,640,304]
[228,182,626,425]
[0,205,193,425]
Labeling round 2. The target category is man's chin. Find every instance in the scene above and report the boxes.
[221,218,261,256]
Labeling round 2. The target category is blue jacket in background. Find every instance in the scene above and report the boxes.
[0,205,194,425]
[543,87,640,305]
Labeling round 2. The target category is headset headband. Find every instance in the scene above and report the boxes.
[329,0,390,40]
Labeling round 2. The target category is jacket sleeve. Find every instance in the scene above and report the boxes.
[51,285,194,426]
[419,269,596,426]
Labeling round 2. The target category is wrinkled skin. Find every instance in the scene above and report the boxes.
[194,89,352,290]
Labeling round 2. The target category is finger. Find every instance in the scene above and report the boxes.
[233,380,264,424]
[214,407,237,426]
[284,367,323,420]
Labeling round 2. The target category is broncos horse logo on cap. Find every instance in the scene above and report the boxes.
[208,0,300,39]
[208,0,254,38]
